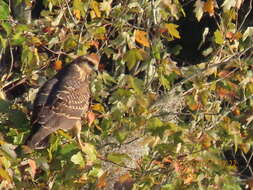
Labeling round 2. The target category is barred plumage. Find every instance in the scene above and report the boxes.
[25,55,99,149]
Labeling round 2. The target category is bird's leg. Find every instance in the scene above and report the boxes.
[75,120,85,151]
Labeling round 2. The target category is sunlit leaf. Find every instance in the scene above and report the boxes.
[0,1,9,19]
[71,151,85,167]
[73,9,81,20]
[164,23,181,39]
[134,30,150,47]
[96,172,108,188]
[0,166,11,182]
[100,0,112,16]
[124,49,143,70]
[214,30,224,44]
[82,143,97,163]
[243,27,253,41]
[222,0,236,10]
[107,152,131,166]
[91,0,101,18]
[194,0,204,21]
[204,0,215,16]
[54,60,62,71]
[91,103,105,113]
[87,111,96,125]
[28,159,37,178]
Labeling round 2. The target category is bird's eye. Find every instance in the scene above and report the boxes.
[87,61,97,70]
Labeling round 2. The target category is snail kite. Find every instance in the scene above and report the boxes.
[25,54,99,149]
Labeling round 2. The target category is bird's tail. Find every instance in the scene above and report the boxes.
[25,123,54,149]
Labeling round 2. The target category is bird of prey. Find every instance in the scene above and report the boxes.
[25,54,99,149]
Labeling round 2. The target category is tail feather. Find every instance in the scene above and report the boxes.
[25,123,55,149]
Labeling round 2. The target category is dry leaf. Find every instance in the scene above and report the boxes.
[134,30,150,47]
[54,60,62,71]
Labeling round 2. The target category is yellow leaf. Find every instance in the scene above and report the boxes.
[100,0,112,16]
[31,37,42,46]
[73,9,81,20]
[134,30,150,47]
[204,0,215,16]
[91,103,105,113]
[165,23,181,39]
[91,1,101,18]
[0,166,11,182]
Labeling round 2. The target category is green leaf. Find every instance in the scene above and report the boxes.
[124,49,143,70]
[1,22,12,36]
[11,32,26,45]
[59,143,77,155]
[128,76,143,95]
[82,143,97,163]
[0,99,10,113]
[214,30,224,44]
[107,152,131,166]
[71,151,85,167]
[9,110,29,130]
[0,1,9,19]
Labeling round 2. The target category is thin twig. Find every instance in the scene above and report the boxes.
[77,0,92,52]
[206,93,253,131]
[97,155,136,170]
[64,0,77,25]
[151,0,157,25]
[169,47,253,96]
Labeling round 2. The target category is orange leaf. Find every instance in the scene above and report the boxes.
[204,0,215,16]
[216,87,237,99]
[134,30,150,47]
[54,60,62,71]
[232,107,240,116]
[87,111,96,126]
[172,161,181,173]
[119,173,133,184]
[28,159,37,178]
[96,172,108,188]
[87,40,99,50]
[73,9,81,20]
[43,26,55,34]
[218,70,231,78]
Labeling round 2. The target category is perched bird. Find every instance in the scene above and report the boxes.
[25,54,99,149]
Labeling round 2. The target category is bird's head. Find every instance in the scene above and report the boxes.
[74,53,100,74]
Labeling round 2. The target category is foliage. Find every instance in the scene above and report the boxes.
[0,0,253,189]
